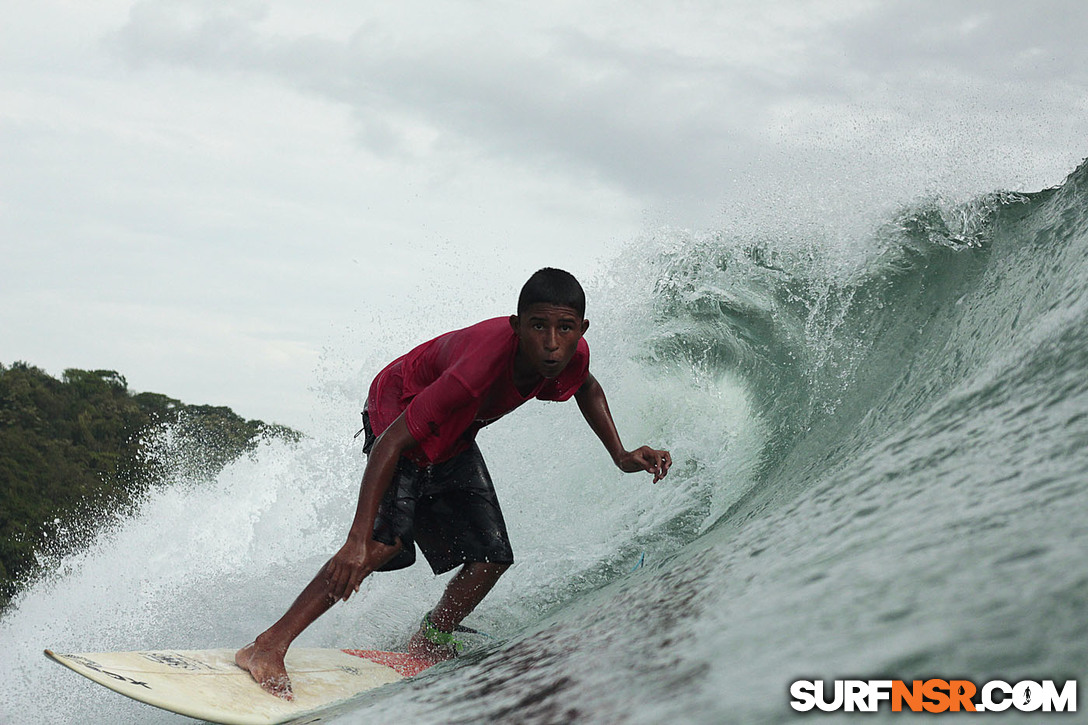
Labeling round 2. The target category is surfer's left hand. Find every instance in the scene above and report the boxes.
[618,446,672,482]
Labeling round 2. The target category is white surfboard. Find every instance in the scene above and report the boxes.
[44,647,433,725]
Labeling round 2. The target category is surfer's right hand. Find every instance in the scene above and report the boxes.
[325,537,401,601]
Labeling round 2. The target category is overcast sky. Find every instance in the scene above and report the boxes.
[2,1,1086,433]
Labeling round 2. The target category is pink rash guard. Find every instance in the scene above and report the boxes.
[366,317,590,464]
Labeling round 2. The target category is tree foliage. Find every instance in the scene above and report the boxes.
[0,362,299,608]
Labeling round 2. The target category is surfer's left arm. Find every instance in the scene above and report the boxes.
[575,372,672,482]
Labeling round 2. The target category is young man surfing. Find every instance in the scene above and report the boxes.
[237,268,672,699]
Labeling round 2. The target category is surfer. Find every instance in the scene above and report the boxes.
[236,268,672,699]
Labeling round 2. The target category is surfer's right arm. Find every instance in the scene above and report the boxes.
[325,411,418,602]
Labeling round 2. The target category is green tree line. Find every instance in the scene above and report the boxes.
[0,362,299,609]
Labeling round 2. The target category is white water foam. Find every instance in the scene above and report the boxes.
[1,311,766,723]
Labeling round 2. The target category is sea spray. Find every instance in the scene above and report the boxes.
[4,162,1088,723]
[332,163,1088,723]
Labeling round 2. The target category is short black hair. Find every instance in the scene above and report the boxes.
[517,268,586,317]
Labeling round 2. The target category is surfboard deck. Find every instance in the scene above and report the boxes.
[44,647,434,725]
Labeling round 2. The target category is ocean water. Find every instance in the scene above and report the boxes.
[3,161,1088,723]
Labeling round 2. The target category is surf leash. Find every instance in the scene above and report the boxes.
[452,623,494,638]
[420,614,466,654]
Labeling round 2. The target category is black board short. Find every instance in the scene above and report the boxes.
[360,410,515,575]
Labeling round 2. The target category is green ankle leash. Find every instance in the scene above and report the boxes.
[419,613,465,653]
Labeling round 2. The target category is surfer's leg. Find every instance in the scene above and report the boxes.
[235,565,342,699]
[408,561,509,662]
[237,539,403,699]
[238,428,422,699]
[406,444,513,662]
[431,561,510,628]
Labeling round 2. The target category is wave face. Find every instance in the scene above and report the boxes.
[4,162,1088,723]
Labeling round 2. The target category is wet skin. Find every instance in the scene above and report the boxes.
[509,303,590,391]
[236,303,671,698]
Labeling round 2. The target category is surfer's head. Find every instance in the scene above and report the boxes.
[517,268,586,318]
[510,268,588,379]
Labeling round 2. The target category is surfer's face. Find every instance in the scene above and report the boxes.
[510,303,589,379]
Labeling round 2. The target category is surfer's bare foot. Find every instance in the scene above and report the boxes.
[235,641,294,701]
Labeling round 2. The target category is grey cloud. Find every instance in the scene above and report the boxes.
[108,2,778,203]
[834,0,1088,82]
[106,0,1088,216]
[110,1,271,69]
